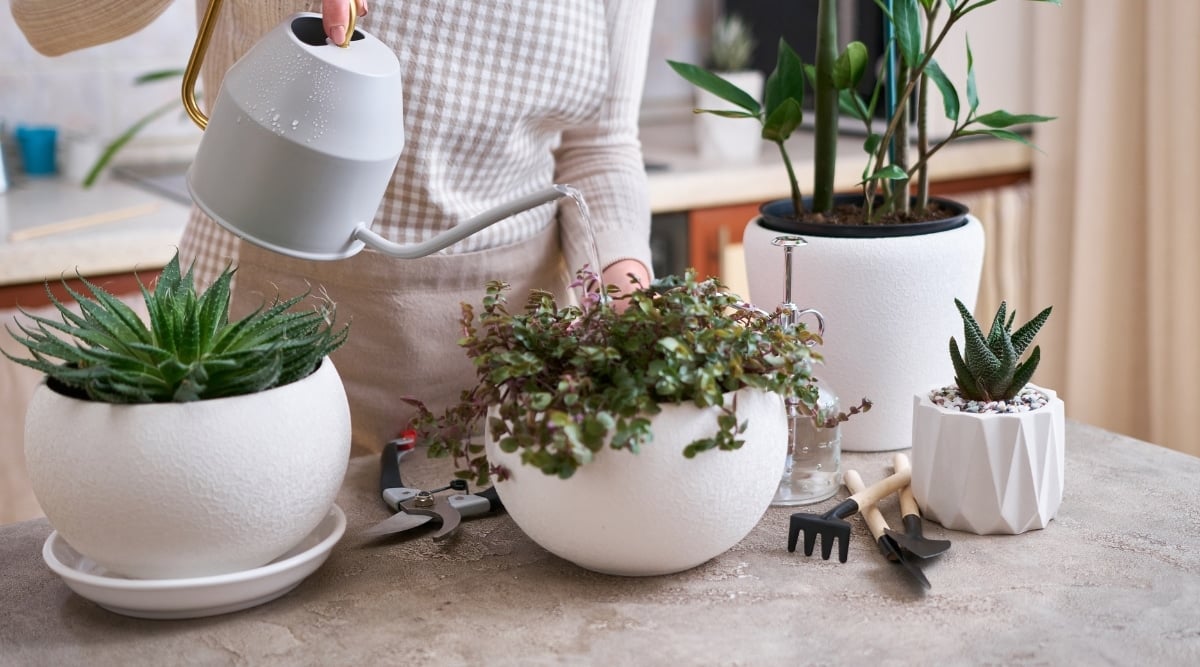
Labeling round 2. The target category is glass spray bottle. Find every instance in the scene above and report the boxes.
[770,236,842,506]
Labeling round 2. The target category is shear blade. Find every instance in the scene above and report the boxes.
[362,511,434,539]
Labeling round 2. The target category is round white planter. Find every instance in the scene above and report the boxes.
[743,215,985,452]
[24,358,351,579]
[695,70,765,164]
[485,388,787,576]
[910,385,1066,534]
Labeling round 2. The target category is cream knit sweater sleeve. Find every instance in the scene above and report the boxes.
[11,0,176,56]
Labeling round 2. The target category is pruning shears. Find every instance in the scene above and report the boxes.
[361,432,503,541]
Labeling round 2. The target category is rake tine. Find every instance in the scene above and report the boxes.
[786,466,912,563]
[805,527,820,557]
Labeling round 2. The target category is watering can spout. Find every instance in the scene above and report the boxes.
[352,185,570,259]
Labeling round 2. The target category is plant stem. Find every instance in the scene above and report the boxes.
[811,0,840,214]
[777,141,804,215]
[894,64,911,215]
[915,1,941,210]
[869,5,966,210]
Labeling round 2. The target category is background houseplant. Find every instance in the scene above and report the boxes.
[407,269,867,575]
[670,0,1058,224]
[668,0,1060,453]
[693,13,763,164]
[4,253,352,578]
[910,298,1063,535]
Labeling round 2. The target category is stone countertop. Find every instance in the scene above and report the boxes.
[0,177,190,287]
[0,120,1032,288]
[2,421,1198,666]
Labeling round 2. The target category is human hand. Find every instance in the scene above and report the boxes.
[602,259,652,313]
[323,0,369,47]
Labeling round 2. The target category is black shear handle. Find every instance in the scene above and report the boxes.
[379,439,408,496]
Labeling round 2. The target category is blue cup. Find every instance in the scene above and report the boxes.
[16,125,59,176]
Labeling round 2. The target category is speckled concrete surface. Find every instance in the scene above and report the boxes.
[2,421,1199,666]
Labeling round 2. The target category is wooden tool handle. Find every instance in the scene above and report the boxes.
[892,453,918,517]
[844,470,888,539]
[846,466,911,511]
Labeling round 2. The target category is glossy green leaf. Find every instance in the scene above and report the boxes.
[893,0,923,69]
[966,37,979,113]
[925,59,960,122]
[762,98,803,142]
[838,89,869,122]
[667,60,761,114]
[974,110,1056,127]
[861,164,908,184]
[960,128,1039,150]
[764,39,805,118]
[694,109,758,119]
[832,41,869,90]
[863,133,883,155]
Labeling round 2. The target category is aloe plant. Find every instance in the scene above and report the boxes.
[709,13,756,72]
[949,298,1051,402]
[3,252,348,403]
[668,0,1060,222]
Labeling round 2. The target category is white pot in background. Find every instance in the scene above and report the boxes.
[695,70,764,164]
[486,388,787,576]
[742,213,985,452]
[24,359,351,579]
[910,385,1066,534]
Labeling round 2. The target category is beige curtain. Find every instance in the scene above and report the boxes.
[1030,1,1200,456]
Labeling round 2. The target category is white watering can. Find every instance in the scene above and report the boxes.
[182,0,567,261]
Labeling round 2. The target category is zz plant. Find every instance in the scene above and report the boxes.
[668,0,1059,222]
[3,252,348,403]
[407,269,869,486]
[949,298,1051,402]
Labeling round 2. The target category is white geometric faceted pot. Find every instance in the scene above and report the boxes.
[910,385,1066,535]
[485,387,787,576]
[24,358,351,579]
[743,208,984,452]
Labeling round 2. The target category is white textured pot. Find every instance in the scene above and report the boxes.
[24,359,351,579]
[486,388,787,576]
[910,385,1066,534]
[695,70,764,164]
[743,213,985,452]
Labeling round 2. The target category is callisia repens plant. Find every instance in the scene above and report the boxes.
[406,268,869,486]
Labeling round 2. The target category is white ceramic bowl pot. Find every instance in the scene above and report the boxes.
[485,387,788,577]
[24,359,351,579]
[909,384,1066,535]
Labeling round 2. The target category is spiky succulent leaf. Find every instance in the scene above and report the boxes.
[2,252,348,403]
[949,336,981,398]
[1006,346,1042,400]
[949,299,1052,402]
[1010,305,1052,356]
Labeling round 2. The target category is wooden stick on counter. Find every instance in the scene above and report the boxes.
[7,202,161,242]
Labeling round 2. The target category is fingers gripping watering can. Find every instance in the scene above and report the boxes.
[183,0,568,261]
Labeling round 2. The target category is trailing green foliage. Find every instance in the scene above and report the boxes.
[949,298,1051,402]
[668,0,1059,221]
[406,269,869,486]
[3,252,348,403]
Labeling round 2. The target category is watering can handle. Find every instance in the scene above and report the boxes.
[182,0,358,130]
